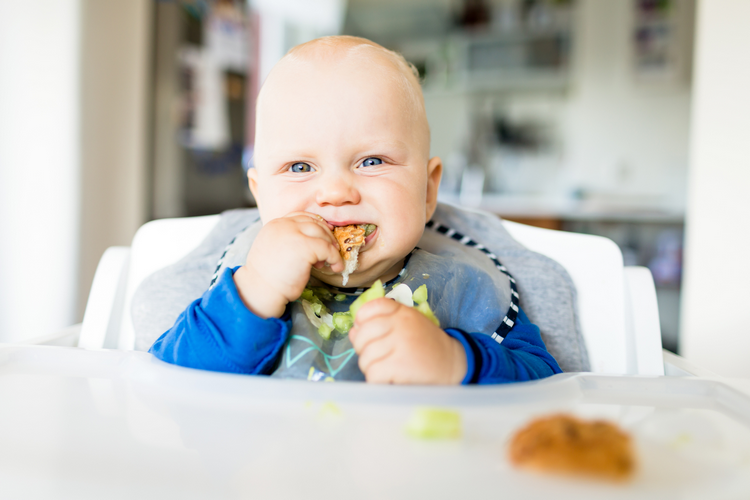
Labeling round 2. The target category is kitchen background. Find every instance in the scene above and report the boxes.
[8,0,749,376]
[148,0,693,352]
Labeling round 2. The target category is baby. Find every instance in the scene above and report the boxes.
[149,36,563,384]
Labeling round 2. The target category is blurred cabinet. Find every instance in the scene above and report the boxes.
[149,1,254,220]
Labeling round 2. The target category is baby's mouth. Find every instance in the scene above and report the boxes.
[328,222,377,255]
[363,225,378,245]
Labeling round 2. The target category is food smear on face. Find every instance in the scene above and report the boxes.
[508,413,636,482]
[406,408,461,439]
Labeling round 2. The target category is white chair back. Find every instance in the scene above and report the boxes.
[503,221,628,374]
[117,215,220,350]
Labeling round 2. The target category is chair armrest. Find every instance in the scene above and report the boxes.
[623,266,664,375]
[78,247,131,349]
[663,349,719,377]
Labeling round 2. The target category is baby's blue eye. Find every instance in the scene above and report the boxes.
[361,157,383,167]
[289,162,312,173]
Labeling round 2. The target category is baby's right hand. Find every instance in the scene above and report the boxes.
[233,212,344,319]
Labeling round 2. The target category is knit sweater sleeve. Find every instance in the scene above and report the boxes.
[149,266,290,374]
[445,307,562,384]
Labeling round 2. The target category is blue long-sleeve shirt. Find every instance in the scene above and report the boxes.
[150,267,562,383]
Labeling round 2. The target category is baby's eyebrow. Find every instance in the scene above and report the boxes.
[354,139,411,155]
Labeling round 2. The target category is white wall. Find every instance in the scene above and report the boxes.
[0,0,81,342]
[560,0,694,201]
[680,0,750,378]
[0,0,152,341]
[78,0,152,319]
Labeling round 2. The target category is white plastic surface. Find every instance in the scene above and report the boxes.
[118,215,220,350]
[2,345,750,500]
[18,323,82,347]
[79,246,130,349]
[503,220,628,374]
[623,267,664,376]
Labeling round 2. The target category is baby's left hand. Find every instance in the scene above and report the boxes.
[348,298,467,385]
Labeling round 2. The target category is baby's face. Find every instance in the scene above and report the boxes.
[249,53,441,287]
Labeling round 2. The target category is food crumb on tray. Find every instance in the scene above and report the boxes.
[508,413,636,481]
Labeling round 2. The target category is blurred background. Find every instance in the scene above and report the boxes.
[1,0,748,376]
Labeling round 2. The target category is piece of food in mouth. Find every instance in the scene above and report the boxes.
[508,413,636,482]
[332,224,372,286]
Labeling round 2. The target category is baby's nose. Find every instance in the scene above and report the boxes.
[315,171,361,206]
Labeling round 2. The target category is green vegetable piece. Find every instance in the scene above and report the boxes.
[349,280,384,319]
[303,291,328,315]
[300,288,314,302]
[406,408,461,439]
[319,401,342,417]
[334,294,347,302]
[364,224,376,236]
[317,323,333,340]
[312,302,324,317]
[412,284,428,305]
[332,312,354,333]
[312,287,333,301]
[416,301,440,327]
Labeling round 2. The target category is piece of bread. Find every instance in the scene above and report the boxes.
[508,414,635,481]
[333,225,366,286]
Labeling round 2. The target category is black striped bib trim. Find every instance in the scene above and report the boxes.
[425,220,519,344]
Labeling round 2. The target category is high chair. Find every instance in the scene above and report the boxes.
[8,208,748,500]
[66,206,690,376]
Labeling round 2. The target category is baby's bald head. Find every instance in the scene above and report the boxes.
[255,36,430,160]
[247,37,443,283]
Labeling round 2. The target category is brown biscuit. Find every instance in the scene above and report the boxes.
[333,225,365,261]
[508,414,636,481]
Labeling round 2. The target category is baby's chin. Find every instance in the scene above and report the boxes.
[310,256,404,289]
[309,266,362,288]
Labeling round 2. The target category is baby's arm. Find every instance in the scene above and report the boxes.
[150,212,343,372]
[444,308,562,384]
[349,300,561,384]
[149,266,291,374]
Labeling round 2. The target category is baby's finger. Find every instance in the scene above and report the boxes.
[349,315,393,353]
[357,335,395,374]
[306,237,345,273]
[354,298,402,325]
[292,216,340,249]
[285,211,329,225]
[286,212,337,235]
[362,358,395,384]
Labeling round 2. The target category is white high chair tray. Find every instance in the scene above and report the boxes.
[2,345,750,500]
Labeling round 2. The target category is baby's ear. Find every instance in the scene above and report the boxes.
[425,157,443,220]
[247,168,260,204]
